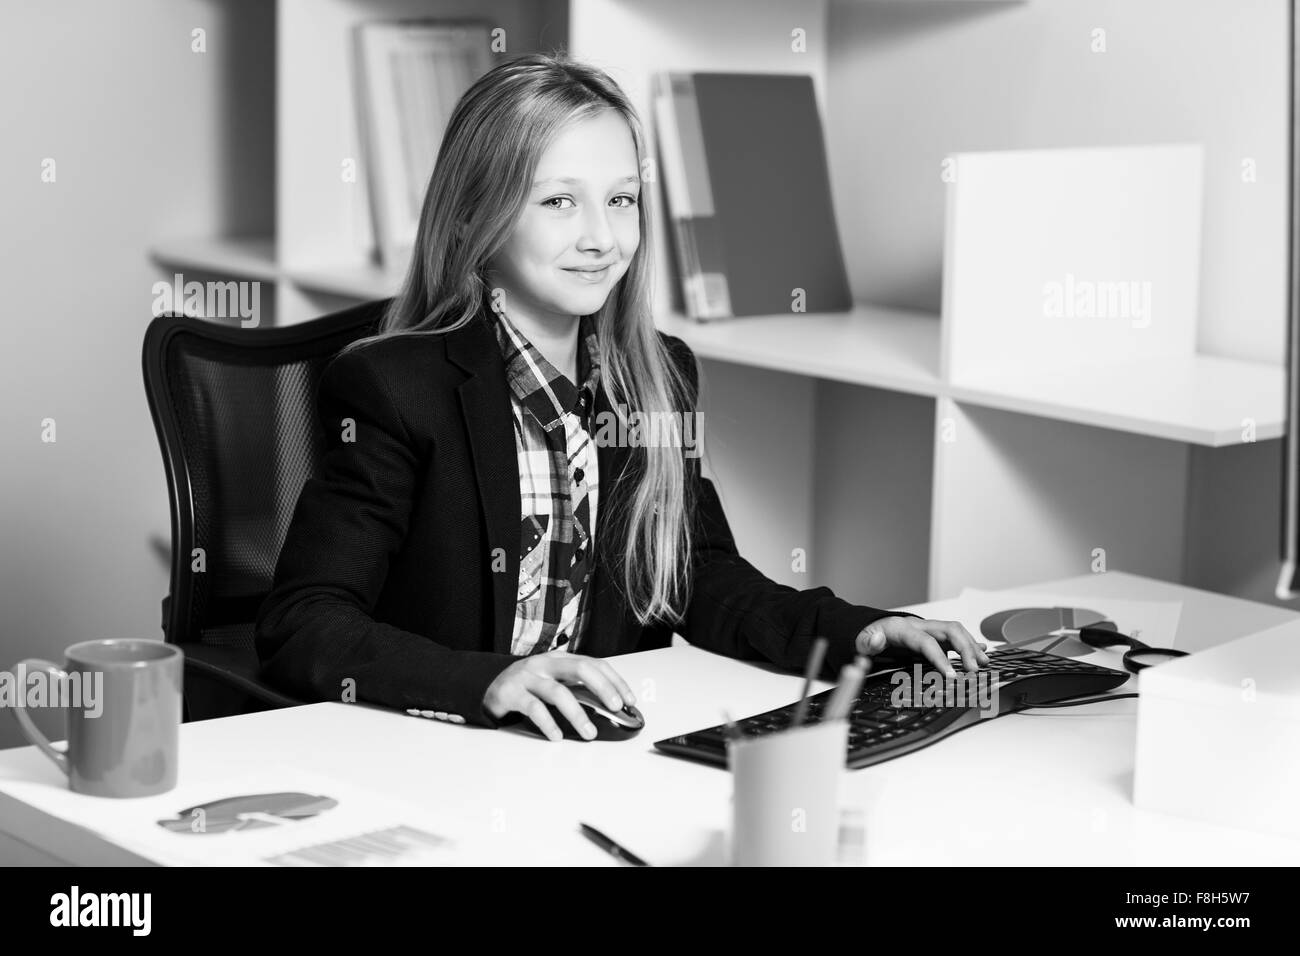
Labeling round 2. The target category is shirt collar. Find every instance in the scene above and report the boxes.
[491,308,601,433]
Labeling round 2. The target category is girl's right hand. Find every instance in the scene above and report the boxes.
[483,651,637,741]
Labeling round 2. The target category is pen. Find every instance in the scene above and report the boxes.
[579,822,651,866]
[791,636,829,727]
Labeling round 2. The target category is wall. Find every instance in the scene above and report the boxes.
[0,0,275,749]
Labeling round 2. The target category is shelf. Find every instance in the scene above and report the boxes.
[654,304,942,397]
[948,354,1285,447]
[287,262,406,300]
[150,236,409,301]
[141,241,1285,448]
[655,307,1284,447]
[150,236,279,281]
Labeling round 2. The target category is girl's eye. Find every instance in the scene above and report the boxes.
[542,195,640,210]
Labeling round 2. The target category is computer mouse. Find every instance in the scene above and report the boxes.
[521,684,645,741]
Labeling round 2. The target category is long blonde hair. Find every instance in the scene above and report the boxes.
[343,52,695,628]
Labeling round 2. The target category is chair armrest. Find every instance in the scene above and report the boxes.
[181,643,306,710]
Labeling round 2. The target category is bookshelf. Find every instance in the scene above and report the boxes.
[149,0,1286,610]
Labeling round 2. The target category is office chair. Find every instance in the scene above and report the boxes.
[142,297,391,721]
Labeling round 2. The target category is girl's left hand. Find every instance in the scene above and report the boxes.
[856,616,990,676]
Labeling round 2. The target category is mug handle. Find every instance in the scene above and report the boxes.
[10,659,70,776]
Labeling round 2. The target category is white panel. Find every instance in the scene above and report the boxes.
[943,143,1204,382]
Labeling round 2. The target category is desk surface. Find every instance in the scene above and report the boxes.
[3,571,1299,866]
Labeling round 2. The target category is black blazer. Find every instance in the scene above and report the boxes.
[254,308,915,726]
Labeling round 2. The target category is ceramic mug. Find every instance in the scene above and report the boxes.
[10,639,182,797]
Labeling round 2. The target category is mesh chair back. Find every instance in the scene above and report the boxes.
[143,299,390,652]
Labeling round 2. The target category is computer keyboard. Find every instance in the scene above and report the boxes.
[653,646,1131,769]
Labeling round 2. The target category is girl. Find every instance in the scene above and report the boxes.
[255,53,987,742]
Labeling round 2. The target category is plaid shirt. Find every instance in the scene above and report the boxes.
[491,308,602,657]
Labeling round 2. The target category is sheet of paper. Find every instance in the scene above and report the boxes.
[903,587,1184,650]
[0,769,475,866]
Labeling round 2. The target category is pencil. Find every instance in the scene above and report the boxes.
[790,636,829,727]
[824,660,867,722]
[722,708,740,741]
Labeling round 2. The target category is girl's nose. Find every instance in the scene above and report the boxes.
[577,206,616,253]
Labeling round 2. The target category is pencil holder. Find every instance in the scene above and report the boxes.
[726,719,848,866]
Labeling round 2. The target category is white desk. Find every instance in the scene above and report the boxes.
[3,571,1299,866]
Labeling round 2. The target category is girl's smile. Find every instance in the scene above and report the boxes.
[564,263,614,282]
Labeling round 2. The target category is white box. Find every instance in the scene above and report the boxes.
[942,143,1204,384]
[1134,619,1300,838]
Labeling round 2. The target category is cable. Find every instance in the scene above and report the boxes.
[1016,693,1139,710]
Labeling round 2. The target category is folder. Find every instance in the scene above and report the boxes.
[653,72,852,320]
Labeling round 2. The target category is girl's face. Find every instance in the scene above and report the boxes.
[488,110,641,327]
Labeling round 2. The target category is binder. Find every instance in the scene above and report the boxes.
[653,72,852,320]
